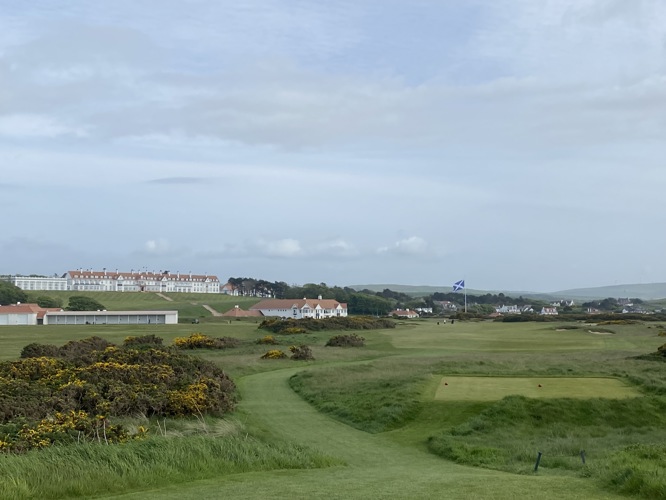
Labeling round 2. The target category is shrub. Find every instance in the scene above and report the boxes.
[258,316,395,334]
[0,338,237,453]
[256,335,278,345]
[290,345,314,361]
[172,333,240,350]
[282,327,308,335]
[123,335,164,347]
[261,350,287,360]
[20,343,60,359]
[326,334,365,347]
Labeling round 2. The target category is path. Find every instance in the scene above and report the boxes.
[156,293,173,302]
[202,304,223,316]
[111,366,622,500]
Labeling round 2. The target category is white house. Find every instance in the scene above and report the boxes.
[390,309,419,318]
[495,305,520,314]
[10,275,69,291]
[540,307,558,315]
[250,297,348,319]
[220,282,239,295]
[67,270,220,293]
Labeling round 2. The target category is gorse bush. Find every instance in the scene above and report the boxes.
[123,334,164,347]
[290,345,314,361]
[325,334,365,347]
[173,333,241,349]
[256,335,278,345]
[261,350,287,359]
[259,316,395,334]
[0,336,236,453]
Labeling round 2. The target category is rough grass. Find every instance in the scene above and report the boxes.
[289,360,427,433]
[426,396,666,492]
[0,433,340,499]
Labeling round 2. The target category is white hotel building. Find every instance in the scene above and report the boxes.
[67,270,221,293]
[10,276,69,291]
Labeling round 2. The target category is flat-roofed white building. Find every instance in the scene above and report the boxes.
[67,270,220,293]
[11,276,69,291]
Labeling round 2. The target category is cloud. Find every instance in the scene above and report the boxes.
[147,177,207,185]
[377,236,428,256]
[256,238,304,258]
[143,239,170,254]
[312,238,357,257]
[0,114,87,138]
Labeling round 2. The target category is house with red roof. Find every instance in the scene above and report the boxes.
[250,297,347,319]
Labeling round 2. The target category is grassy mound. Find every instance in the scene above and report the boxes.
[427,395,666,492]
[289,361,425,433]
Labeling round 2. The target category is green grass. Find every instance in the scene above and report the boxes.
[1,317,665,498]
[434,376,640,401]
[22,290,261,322]
[0,434,339,499]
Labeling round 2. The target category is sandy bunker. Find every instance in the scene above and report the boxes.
[435,376,640,401]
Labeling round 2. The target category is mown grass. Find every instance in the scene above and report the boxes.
[0,433,340,499]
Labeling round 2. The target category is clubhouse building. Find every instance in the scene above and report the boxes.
[249,297,348,319]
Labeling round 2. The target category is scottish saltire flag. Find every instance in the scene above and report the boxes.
[453,280,465,292]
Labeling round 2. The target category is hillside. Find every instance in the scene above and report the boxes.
[20,291,260,323]
[350,282,666,301]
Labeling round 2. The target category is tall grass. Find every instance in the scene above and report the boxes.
[426,396,666,496]
[0,434,340,499]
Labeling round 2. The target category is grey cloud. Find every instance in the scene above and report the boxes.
[147,177,208,185]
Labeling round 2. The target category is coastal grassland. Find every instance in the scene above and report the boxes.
[288,320,666,497]
[0,318,664,498]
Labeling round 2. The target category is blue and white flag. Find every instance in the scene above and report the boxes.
[453,280,465,292]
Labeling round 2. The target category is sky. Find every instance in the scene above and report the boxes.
[1,0,665,292]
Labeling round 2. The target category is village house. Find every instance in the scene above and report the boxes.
[495,304,520,314]
[390,309,420,319]
[540,307,558,316]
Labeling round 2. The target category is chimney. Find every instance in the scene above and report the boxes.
[318,295,322,300]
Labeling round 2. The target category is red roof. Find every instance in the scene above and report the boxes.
[0,303,63,319]
[221,306,263,317]
[68,270,219,283]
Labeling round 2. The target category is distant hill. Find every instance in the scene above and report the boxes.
[349,283,666,301]
[548,283,666,301]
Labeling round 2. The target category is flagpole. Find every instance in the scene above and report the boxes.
[464,284,467,313]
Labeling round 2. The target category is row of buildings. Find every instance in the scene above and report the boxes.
[6,270,223,294]
[0,303,179,326]
[0,296,347,326]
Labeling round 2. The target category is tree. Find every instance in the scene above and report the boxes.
[0,281,28,305]
[67,296,106,311]
[34,295,63,308]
